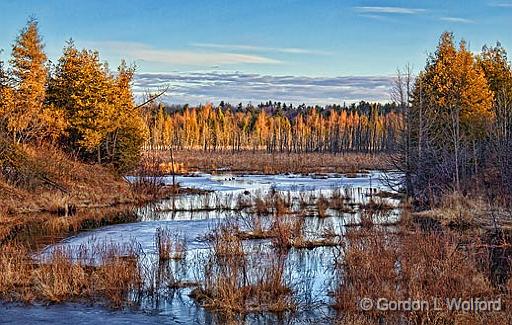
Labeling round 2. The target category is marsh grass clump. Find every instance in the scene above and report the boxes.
[0,244,34,302]
[253,192,272,215]
[413,192,508,230]
[270,215,339,249]
[333,227,510,323]
[271,216,306,250]
[235,214,276,240]
[0,242,144,308]
[316,194,329,218]
[155,227,186,260]
[32,248,91,303]
[251,190,293,216]
[329,188,354,213]
[273,193,291,217]
[191,226,295,318]
[359,197,394,212]
[344,210,378,228]
[298,192,316,211]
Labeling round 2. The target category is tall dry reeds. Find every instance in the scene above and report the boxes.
[165,150,389,175]
[0,242,144,308]
[333,226,511,323]
[155,227,186,260]
[191,222,295,318]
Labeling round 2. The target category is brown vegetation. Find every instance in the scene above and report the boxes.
[155,227,186,260]
[414,192,512,231]
[147,149,390,175]
[191,224,295,318]
[0,141,193,246]
[0,242,144,308]
[0,144,137,215]
[394,33,512,207]
[333,225,512,324]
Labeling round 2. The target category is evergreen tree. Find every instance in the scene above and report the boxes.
[8,18,48,142]
[47,41,116,161]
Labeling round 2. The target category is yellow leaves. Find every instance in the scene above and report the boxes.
[478,44,512,96]
[0,77,14,120]
[43,40,146,169]
[415,32,494,141]
[48,43,118,152]
[144,103,398,153]
[5,18,48,140]
[36,105,68,143]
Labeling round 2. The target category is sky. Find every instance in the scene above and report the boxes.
[0,0,511,105]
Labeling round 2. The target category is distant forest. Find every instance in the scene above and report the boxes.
[143,101,402,153]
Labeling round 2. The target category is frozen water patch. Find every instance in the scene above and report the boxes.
[28,172,400,323]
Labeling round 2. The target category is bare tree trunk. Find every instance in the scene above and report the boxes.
[170,143,176,187]
[451,105,460,192]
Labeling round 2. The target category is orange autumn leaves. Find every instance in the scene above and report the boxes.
[415,32,494,141]
[145,102,401,153]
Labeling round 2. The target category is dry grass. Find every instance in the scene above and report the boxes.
[271,216,307,249]
[414,192,512,230]
[0,144,196,246]
[0,206,140,248]
[232,213,340,250]
[316,194,329,218]
[333,226,511,324]
[0,144,139,215]
[328,188,353,213]
[149,149,390,175]
[359,197,394,212]
[249,190,293,216]
[191,224,295,318]
[155,227,186,260]
[0,242,144,308]
[0,144,137,245]
[235,214,276,240]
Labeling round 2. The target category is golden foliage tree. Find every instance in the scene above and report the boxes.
[415,32,494,142]
[406,32,497,199]
[143,103,401,154]
[0,59,15,130]
[109,61,148,173]
[47,41,147,170]
[7,18,48,142]
[48,41,116,160]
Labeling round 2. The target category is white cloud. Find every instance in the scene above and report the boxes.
[440,17,475,24]
[87,41,281,65]
[133,71,393,105]
[191,43,332,56]
[490,2,512,8]
[354,6,427,15]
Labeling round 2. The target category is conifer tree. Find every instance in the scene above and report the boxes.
[48,41,115,161]
[8,18,47,142]
[0,58,14,130]
[110,60,148,172]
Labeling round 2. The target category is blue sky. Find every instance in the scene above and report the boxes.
[1,0,511,104]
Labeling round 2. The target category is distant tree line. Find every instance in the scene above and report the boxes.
[144,101,402,154]
[394,32,512,205]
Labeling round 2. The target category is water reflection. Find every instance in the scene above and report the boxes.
[37,171,400,324]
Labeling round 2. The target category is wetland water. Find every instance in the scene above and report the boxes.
[1,171,400,324]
